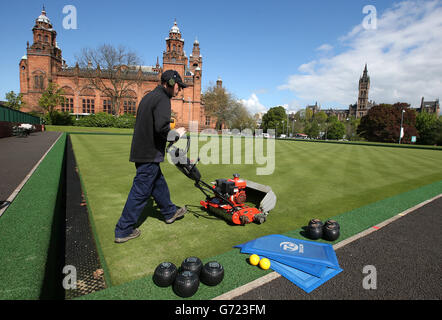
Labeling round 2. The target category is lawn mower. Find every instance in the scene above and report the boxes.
[167,135,276,225]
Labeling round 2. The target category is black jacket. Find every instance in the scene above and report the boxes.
[129,85,174,163]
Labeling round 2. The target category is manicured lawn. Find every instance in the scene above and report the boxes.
[46,125,134,134]
[69,133,442,287]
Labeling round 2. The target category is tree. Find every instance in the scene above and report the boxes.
[304,107,314,122]
[230,103,257,130]
[38,82,65,122]
[436,119,442,146]
[415,111,440,145]
[5,91,26,110]
[327,121,346,140]
[357,103,418,143]
[201,84,238,130]
[345,116,361,141]
[76,44,142,115]
[313,111,328,124]
[305,121,320,139]
[261,106,287,136]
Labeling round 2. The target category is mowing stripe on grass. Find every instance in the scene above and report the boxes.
[278,138,442,151]
[72,140,113,289]
[0,133,67,299]
[69,133,442,298]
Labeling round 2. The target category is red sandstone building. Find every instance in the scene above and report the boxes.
[19,9,215,130]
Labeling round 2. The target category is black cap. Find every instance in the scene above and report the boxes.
[161,70,187,88]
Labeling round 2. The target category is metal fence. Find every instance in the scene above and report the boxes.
[0,105,41,125]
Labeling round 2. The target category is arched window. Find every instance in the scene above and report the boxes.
[61,86,75,112]
[123,90,137,115]
[34,75,44,90]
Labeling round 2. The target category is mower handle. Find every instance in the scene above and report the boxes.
[166,133,190,154]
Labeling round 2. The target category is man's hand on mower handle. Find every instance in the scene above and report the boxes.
[175,127,186,138]
[167,127,187,143]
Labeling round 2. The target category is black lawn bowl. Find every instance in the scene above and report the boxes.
[323,223,340,241]
[153,262,178,287]
[173,270,200,298]
[307,222,323,240]
[324,219,340,230]
[181,256,203,275]
[308,218,324,229]
[200,261,224,286]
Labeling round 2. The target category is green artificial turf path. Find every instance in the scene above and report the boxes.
[69,133,442,299]
[0,133,66,299]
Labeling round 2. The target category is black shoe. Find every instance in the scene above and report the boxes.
[165,207,187,224]
[115,228,141,243]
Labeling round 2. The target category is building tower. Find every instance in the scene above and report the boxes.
[216,76,223,88]
[356,64,370,117]
[189,38,202,74]
[163,20,187,78]
[19,7,63,111]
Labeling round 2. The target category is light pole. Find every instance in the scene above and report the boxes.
[399,109,405,144]
[286,113,289,137]
[188,97,191,127]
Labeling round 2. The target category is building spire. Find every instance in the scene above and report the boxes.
[361,63,369,81]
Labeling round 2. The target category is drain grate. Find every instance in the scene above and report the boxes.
[65,136,107,299]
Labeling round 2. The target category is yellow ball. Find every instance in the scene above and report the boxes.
[249,254,260,266]
[259,258,271,270]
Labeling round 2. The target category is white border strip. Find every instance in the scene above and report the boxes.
[213,193,442,300]
[0,132,63,218]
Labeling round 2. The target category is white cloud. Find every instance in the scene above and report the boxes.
[239,93,267,115]
[316,43,333,52]
[278,0,442,109]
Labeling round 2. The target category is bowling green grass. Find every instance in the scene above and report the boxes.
[69,133,442,287]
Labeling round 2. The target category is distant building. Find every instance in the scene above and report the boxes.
[306,64,439,119]
[418,97,440,115]
[322,64,374,120]
[307,102,320,114]
[18,9,215,130]
[323,108,348,121]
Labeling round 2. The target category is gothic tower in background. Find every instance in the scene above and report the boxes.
[356,64,370,117]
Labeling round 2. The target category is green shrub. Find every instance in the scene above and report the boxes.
[45,111,74,126]
[114,113,136,128]
[74,112,115,127]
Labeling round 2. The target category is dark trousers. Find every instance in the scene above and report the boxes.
[115,162,176,238]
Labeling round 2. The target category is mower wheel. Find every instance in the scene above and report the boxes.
[240,215,250,225]
[254,214,267,224]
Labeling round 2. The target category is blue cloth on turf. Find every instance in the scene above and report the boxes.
[235,234,340,269]
[235,234,343,293]
[269,259,343,293]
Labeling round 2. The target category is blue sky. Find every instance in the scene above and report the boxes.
[1,0,441,114]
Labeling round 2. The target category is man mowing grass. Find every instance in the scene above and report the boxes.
[115,70,187,244]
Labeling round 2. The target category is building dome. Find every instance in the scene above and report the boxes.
[170,20,180,34]
[36,8,51,25]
